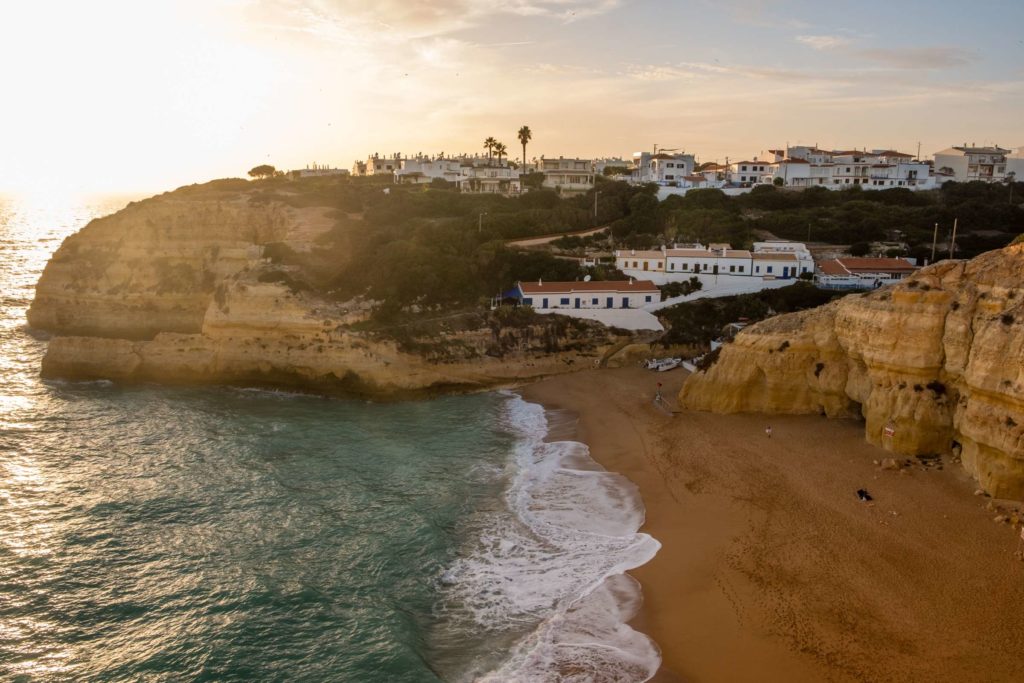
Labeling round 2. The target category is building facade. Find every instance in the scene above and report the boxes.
[815,257,920,290]
[516,279,660,309]
[934,145,1012,183]
[615,241,814,282]
[540,157,594,195]
[632,152,696,185]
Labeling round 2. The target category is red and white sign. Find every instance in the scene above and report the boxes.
[883,425,895,438]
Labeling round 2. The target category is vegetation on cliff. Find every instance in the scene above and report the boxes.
[612,181,1023,260]
[656,282,844,346]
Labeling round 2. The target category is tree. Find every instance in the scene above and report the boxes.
[773,176,784,187]
[517,125,532,170]
[248,164,276,179]
[494,142,508,166]
[484,137,497,164]
[849,241,872,256]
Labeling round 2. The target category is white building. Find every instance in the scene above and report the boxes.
[394,156,466,185]
[458,163,521,194]
[934,145,1012,183]
[774,147,937,190]
[616,240,814,283]
[516,279,660,310]
[540,157,594,195]
[751,240,815,274]
[632,152,696,185]
[353,153,405,176]
[815,257,920,290]
[728,159,776,186]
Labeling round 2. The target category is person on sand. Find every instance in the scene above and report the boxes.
[765,425,772,438]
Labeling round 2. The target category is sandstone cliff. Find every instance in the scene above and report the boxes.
[679,246,1024,498]
[30,186,630,398]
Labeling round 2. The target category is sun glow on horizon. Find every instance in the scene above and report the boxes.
[1,1,1022,196]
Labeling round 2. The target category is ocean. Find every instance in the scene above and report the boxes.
[0,194,659,682]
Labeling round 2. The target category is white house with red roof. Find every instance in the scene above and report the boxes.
[516,279,660,310]
[815,257,920,290]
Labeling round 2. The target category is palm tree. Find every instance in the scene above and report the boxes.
[494,142,508,166]
[484,137,497,164]
[517,125,532,171]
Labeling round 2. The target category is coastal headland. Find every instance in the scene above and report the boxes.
[524,367,1024,682]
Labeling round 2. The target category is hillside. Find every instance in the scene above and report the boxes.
[28,176,646,397]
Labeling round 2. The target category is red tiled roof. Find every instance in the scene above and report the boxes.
[780,158,809,164]
[753,252,798,261]
[519,279,660,294]
[616,250,663,259]
[819,258,918,275]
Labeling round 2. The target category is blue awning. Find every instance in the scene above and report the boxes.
[501,287,522,299]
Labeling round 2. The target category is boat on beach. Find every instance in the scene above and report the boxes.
[644,357,682,372]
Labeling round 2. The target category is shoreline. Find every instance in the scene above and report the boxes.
[521,366,1024,682]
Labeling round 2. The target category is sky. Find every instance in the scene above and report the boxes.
[1,0,1022,195]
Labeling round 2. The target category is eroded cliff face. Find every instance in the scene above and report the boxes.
[31,190,626,398]
[679,246,1024,499]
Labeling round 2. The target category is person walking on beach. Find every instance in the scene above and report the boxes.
[765,425,772,438]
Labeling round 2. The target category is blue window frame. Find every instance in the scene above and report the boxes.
[645,295,652,302]
[560,297,570,305]
[591,298,598,305]
[523,298,533,306]
[767,266,773,273]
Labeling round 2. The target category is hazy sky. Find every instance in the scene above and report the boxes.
[2,0,1022,195]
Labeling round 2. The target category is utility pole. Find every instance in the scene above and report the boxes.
[948,217,958,259]
[930,222,938,264]
[478,212,487,234]
[594,190,601,219]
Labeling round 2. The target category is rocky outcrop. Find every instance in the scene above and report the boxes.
[30,189,627,399]
[679,246,1024,499]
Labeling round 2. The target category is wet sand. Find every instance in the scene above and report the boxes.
[521,367,1024,682]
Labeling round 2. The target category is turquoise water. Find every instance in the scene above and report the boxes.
[0,195,660,682]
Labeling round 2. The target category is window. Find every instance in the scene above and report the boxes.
[738,265,744,273]
[645,295,652,303]
[560,297,570,305]
[703,263,708,271]
[741,165,748,171]
[755,266,760,273]
[591,298,598,305]
[523,298,533,306]
[767,266,773,273]
[729,265,735,272]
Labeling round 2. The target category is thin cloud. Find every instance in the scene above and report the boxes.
[796,34,852,50]
[857,46,976,69]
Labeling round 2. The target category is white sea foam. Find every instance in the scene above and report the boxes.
[441,393,662,682]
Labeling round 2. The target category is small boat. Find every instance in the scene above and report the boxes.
[645,357,682,372]
[655,358,681,372]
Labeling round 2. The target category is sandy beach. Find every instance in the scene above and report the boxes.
[521,367,1024,683]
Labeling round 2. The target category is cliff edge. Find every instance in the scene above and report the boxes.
[29,183,632,398]
[679,245,1024,499]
